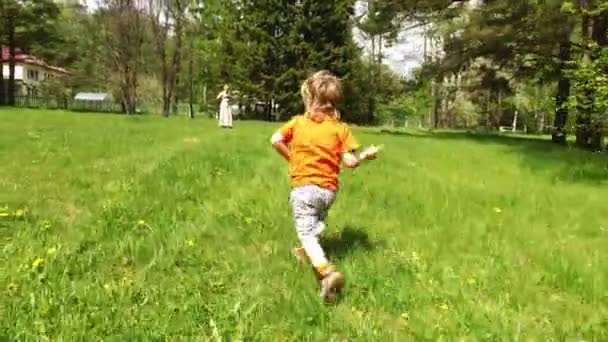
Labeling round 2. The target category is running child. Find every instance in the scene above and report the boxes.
[270,70,379,301]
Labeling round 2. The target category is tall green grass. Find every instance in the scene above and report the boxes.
[2,109,607,340]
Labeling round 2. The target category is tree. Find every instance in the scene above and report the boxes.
[0,1,4,106]
[570,0,607,150]
[97,0,146,114]
[235,0,363,121]
[417,0,582,137]
[0,0,60,105]
[148,0,190,116]
[552,31,572,144]
[356,0,402,122]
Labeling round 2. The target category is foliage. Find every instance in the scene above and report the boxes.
[378,79,431,126]
[95,0,147,114]
[137,75,164,114]
[567,44,608,149]
[507,81,555,133]
[231,0,365,121]
[451,92,479,127]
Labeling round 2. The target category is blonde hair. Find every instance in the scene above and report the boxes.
[301,70,342,119]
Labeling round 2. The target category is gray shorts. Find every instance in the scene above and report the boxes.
[289,185,336,239]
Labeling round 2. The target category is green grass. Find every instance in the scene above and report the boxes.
[2,108,608,340]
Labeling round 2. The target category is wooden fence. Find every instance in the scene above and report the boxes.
[12,95,122,113]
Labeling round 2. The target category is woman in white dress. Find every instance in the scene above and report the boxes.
[216,84,233,128]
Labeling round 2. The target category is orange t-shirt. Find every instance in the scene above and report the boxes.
[277,113,360,191]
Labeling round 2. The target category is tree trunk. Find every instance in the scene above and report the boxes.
[171,31,182,115]
[431,79,438,129]
[437,81,443,129]
[188,38,194,119]
[368,34,376,124]
[497,90,502,130]
[552,40,570,144]
[538,112,545,134]
[0,1,4,105]
[203,83,207,111]
[162,61,170,116]
[170,3,184,116]
[122,65,138,115]
[149,0,170,116]
[588,13,607,150]
[377,34,383,95]
[266,98,272,121]
[575,2,595,148]
[485,90,491,129]
[7,14,16,106]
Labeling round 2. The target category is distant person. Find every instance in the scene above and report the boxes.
[270,70,381,302]
[216,84,233,128]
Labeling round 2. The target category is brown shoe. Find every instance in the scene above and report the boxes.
[293,247,308,265]
[319,266,344,302]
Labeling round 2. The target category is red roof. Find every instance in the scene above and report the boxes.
[1,47,69,74]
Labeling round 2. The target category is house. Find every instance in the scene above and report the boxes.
[1,47,69,97]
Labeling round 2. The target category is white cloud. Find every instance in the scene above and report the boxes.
[352,1,426,77]
[353,24,426,77]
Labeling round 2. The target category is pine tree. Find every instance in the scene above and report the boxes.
[236,0,362,121]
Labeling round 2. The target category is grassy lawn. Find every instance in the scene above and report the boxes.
[2,108,608,340]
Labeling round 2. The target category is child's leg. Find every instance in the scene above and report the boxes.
[315,208,330,237]
[289,186,335,276]
[290,186,343,301]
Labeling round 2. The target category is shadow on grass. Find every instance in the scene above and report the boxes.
[371,129,608,184]
[321,225,374,261]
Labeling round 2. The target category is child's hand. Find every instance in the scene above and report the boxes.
[342,152,359,168]
[359,145,381,161]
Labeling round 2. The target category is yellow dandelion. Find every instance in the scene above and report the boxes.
[121,276,134,287]
[467,277,477,285]
[14,209,24,218]
[353,309,364,319]
[493,207,503,213]
[439,303,449,312]
[32,257,44,269]
[186,239,195,247]
[104,284,111,290]
[47,247,57,256]
[411,251,420,261]
[0,212,9,217]
[137,219,146,226]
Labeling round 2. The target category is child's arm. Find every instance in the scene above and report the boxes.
[271,133,290,161]
[339,122,381,168]
[270,117,297,162]
[339,124,362,168]
[341,151,360,169]
[342,145,381,169]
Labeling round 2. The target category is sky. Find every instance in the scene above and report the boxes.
[352,1,427,77]
[353,24,426,78]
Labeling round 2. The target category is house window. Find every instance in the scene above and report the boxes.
[26,69,39,81]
